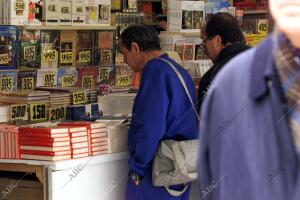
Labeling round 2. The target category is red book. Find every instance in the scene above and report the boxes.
[19,136,70,143]
[19,141,70,147]
[18,133,70,138]
[92,150,108,156]
[70,131,88,137]
[76,67,98,89]
[59,122,107,129]
[72,152,89,159]
[91,132,107,138]
[19,127,69,135]
[71,142,88,149]
[21,150,71,156]
[92,146,107,152]
[20,145,71,152]
[92,141,107,147]
[90,128,107,133]
[21,154,71,161]
[70,136,88,143]
[72,148,89,154]
[92,137,108,143]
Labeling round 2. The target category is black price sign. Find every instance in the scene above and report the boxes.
[82,76,93,88]
[10,104,27,121]
[22,77,34,91]
[99,67,109,82]
[43,73,56,87]
[72,91,87,105]
[30,103,46,121]
[24,46,35,60]
[0,54,9,65]
[62,75,75,87]
[42,50,57,62]
[116,75,130,87]
[79,51,91,63]
[49,106,66,121]
[48,5,57,12]
[0,77,13,91]
[100,50,112,63]
[60,52,73,64]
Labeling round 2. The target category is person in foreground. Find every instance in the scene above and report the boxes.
[197,12,249,113]
[198,0,300,200]
[120,24,198,200]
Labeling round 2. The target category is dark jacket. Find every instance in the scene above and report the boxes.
[198,35,299,200]
[197,43,250,113]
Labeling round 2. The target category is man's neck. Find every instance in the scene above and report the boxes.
[140,50,163,68]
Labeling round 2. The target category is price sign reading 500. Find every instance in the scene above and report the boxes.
[10,104,27,121]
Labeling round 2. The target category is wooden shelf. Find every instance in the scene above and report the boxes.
[18,25,116,30]
[244,10,268,15]
[160,31,200,37]
[138,0,161,2]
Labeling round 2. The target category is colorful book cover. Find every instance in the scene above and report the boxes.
[99,66,116,85]
[59,0,72,25]
[19,29,41,69]
[57,67,78,87]
[77,67,98,89]
[59,30,77,68]
[0,70,18,91]
[17,70,36,91]
[85,1,98,25]
[76,31,94,68]
[98,4,110,25]
[9,0,29,25]
[0,26,19,70]
[43,0,60,25]
[72,0,85,25]
[95,31,114,66]
[28,0,43,25]
[183,44,195,61]
[40,30,60,69]
[36,68,58,87]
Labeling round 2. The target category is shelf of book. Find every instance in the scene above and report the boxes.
[160,31,201,37]
[244,9,268,15]
[18,25,116,31]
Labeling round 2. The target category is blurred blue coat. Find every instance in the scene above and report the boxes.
[126,54,198,200]
[198,35,299,200]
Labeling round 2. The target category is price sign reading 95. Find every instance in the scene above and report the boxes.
[0,54,9,65]
[0,77,13,91]
[24,46,35,60]
[62,75,75,87]
[116,75,131,87]
[82,76,93,88]
[42,50,57,62]
[60,52,73,64]
[10,104,27,121]
[43,73,56,87]
[30,103,46,121]
[22,77,34,91]
[72,91,87,105]
[79,51,91,63]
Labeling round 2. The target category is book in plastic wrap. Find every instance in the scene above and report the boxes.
[59,30,77,68]
[59,0,72,25]
[72,0,85,25]
[36,68,58,87]
[0,70,18,91]
[95,31,114,66]
[17,70,36,91]
[40,30,60,69]
[28,0,43,25]
[77,66,98,89]
[43,0,60,25]
[57,67,78,87]
[76,30,95,68]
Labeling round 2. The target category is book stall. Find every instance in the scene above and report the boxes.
[0,0,270,199]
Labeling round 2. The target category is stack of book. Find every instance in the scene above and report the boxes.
[19,126,71,161]
[49,92,71,108]
[0,104,11,123]
[0,125,19,159]
[66,126,89,159]
[87,89,98,103]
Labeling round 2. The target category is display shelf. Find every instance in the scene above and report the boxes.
[160,31,201,37]
[138,0,161,2]
[244,10,268,15]
[18,25,116,30]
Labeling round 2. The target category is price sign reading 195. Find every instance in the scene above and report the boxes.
[10,104,27,121]
[0,77,13,91]
[30,103,47,121]
[72,91,87,105]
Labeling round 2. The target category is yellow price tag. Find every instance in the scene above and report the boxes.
[43,73,56,87]
[62,75,75,87]
[42,50,57,62]
[0,77,13,91]
[100,50,112,63]
[10,104,27,121]
[116,75,131,87]
[22,77,34,91]
[99,67,110,82]
[30,103,47,121]
[0,54,9,65]
[24,46,35,60]
[82,76,93,88]
[49,106,67,121]
[79,51,91,63]
[60,52,73,64]
[257,19,268,34]
[90,9,97,20]
[72,91,87,105]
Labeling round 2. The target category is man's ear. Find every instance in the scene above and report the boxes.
[214,35,223,48]
[131,42,140,54]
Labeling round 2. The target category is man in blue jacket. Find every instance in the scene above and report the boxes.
[120,25,198,200]
[198,0,300,200]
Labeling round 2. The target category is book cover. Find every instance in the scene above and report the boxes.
[19,140,70,147]
[36,68,58,87]
[72,0,85,25]
[40,30,60,69]
[85,1,98,25]
[28,0,43,25]
[0,70,18,91]
[0,26,19,70]
[77,67,98,89]
[19,126,69,134]
[19,29,41,69]
[98,4,110,25]
[17,70,36,91]
[99,66,116,85]
[183,43,195,61]
[72,152,89,158]
[59,0,72,25]
[20,149,71,156]
[76,31,94,68]
[20,145,71,151]
[59,30,77,68]
[57,68,78,87]
[95,31,114,66]
[43,0,60,25]
[20,153,71,161]
[9,0,29,25]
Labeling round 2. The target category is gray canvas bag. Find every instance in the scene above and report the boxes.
[152,58,200,196]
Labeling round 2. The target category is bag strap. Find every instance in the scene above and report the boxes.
[157,58,200,120]
[164,185,189,197]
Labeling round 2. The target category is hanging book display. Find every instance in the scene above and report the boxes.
[76,30,95,67]
[59,30,77,68]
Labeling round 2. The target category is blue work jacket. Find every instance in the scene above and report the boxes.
[198,35,299,200]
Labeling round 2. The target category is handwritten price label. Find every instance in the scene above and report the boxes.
[24,46,35,60]
[72,91,87,105]
[116,75,131,87]
[257,19,268,34]
[15,2,25,11]
[22,77,34,91]
[0,77,13,91]
[62,75,75,87]
[30,103,47,121]
[82,76,93,88]
[79,51,91,63]
[49,106,67,121]
[60,52,73,64]
[42,50,57,62]
[10,104,27,121]
[43,73,56,87]
[0,54,9,65]
[100,50,112,63]
[99,67,110,82]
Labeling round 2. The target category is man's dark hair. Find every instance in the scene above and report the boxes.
[120,24,161,51]
[204,12,245,45]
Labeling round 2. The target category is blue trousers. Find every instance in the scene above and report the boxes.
[126,172,191,200]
